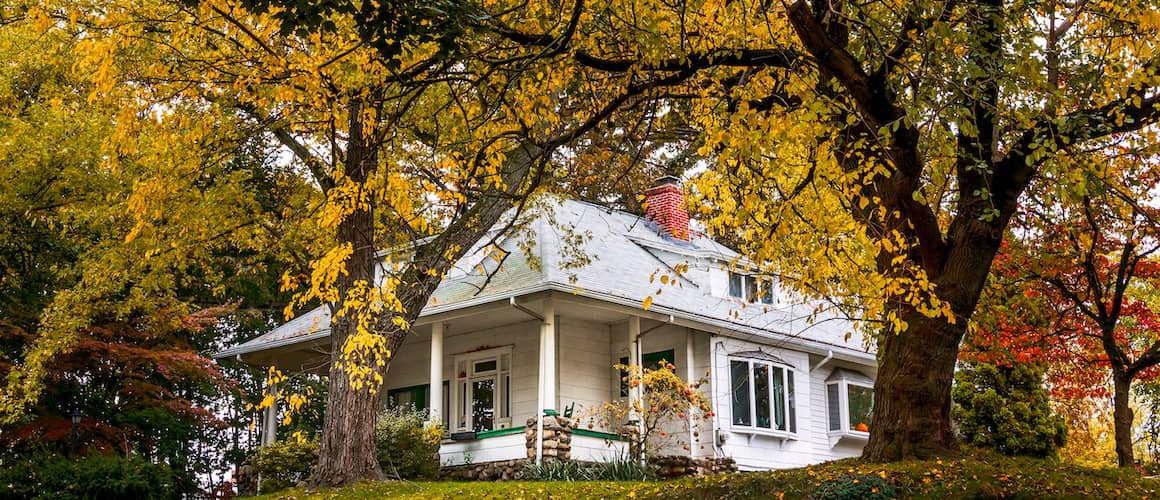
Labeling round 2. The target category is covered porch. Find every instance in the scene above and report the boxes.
[243,290,712,466]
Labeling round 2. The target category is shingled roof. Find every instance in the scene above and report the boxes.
[215,197,873,360]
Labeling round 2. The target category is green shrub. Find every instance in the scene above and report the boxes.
[812,474,897,500]
[0,452,180,500]
[521,459,593,481]
[375,405,441,480]
[952,361,1067,458]
[250,439,318,494]
[521,454,658,482]
[591,454,658,481]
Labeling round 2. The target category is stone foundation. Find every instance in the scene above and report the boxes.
[651,455,738,478]
[441,458,528,481]
[438,413,736,481]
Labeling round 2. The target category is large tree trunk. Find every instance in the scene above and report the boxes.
[309,140,544,487]
[863,220,1005,461]
[313,355,384,487]
[311,98,385,487]
[864,307,966,460]
[1112,371,1136,468]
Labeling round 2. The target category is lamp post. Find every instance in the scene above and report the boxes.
[70,410,82,456]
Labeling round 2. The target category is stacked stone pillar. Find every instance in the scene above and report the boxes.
[526,414,572,461]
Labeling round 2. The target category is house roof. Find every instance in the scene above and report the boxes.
[215,197,874,361]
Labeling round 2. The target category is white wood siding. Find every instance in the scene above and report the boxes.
[572,434,630,462]
[557,317,612,416]
[440,433,526,466]
[709,336,873,470]
[386,320,541,427]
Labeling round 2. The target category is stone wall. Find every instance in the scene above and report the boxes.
[651,455,738,478]
[441,458,527,481]
[525,415,573,461]
[439,414,576,479]
[438,414,737,481]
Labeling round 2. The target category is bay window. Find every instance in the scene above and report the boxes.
[826,368,874,437]
[729,355,796,434]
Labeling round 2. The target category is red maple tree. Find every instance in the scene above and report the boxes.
[968,149,1160,467]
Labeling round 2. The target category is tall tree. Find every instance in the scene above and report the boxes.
[969,149,1160,466]
[225,0,1160,464]
[11,1,1160,483]
[8,0,685,485]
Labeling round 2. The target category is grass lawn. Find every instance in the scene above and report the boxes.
[259,449,1158,499]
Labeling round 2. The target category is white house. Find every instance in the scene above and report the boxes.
[215,177,877,471]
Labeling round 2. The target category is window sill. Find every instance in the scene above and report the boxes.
[730,426,797,446]
[827,430,869,447]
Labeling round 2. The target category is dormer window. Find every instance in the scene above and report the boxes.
[728,272,773,304]
[826,368,874,438]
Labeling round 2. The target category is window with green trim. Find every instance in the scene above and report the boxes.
[387,384,428,410]
[619,349,676,397]
[387,382,450,427]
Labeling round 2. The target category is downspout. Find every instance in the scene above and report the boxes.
[709,336,722,457]
[685,328,696,459]
[811,350,835,372]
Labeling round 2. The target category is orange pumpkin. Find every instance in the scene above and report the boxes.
[856,422,869,433]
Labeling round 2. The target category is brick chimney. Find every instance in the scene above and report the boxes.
[644,176,690,240]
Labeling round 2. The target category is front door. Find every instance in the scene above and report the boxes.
[470,377,495,432]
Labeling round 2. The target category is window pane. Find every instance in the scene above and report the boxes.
[472,378,495,432]
[753,364,771,428]
[746,277,760,303]
[443,381,450,428]
[474,359,497,373]
[761,283,774,304]
[772,367,786,431]
[619,356,629,397]
[848,385,874,432]
[787,370,796,433]
[642,350,676,371]
[827,383,841,431]
[730,360,751,426]
[728,273,743,298]
[503,375,510,418]
[459,382,468,429]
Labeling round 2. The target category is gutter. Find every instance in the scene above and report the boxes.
[212,283,557,359]
[555,284,876,362]
[215,280,874,364]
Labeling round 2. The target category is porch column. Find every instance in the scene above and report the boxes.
[542,298,557,410]
[260,383,279,447]
[628,316,643,449]
[686,328,696,458]
[429,322,444,427]
[536,298,557,464]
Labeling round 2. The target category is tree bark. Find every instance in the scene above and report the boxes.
[310,140,545,487]
[864,219,1006,461]
[311,97,385,487]
[1112,371,1136,468]
[865,306,966,460]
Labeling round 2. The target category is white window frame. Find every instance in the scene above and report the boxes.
[728,357,797,437]
[727,272,774,304]
[826,372,873,440]
[452,346,513,432]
